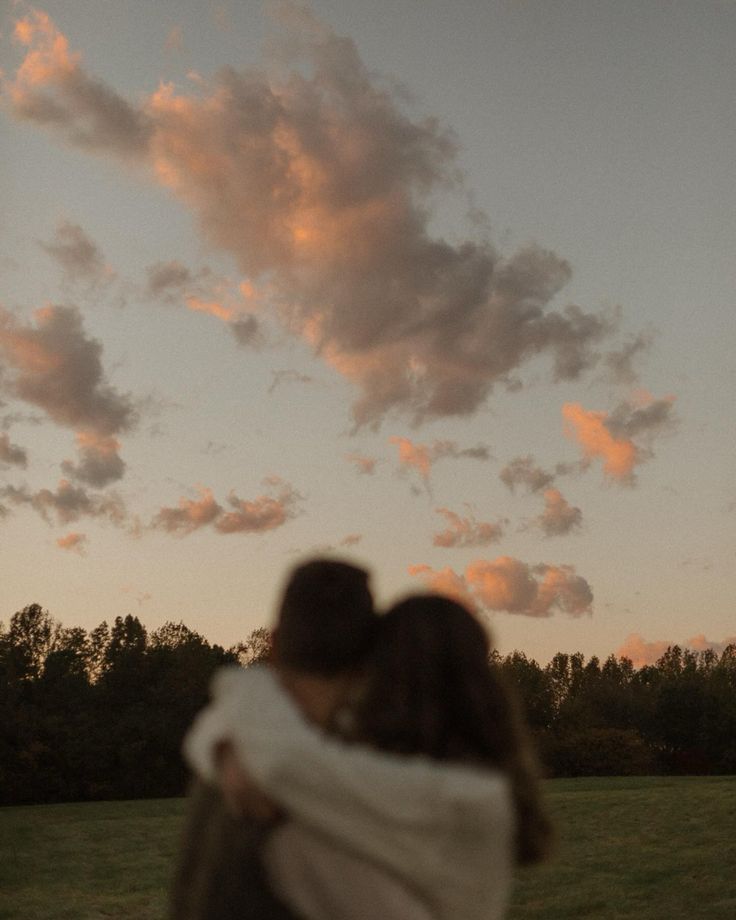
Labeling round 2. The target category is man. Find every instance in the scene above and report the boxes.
[170,558,377,920]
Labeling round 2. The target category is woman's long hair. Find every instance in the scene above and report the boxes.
[352,594,553,866]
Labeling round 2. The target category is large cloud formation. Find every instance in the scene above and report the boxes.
[5,9,615,426]
[151,477,302,536]
[410,555,593,617]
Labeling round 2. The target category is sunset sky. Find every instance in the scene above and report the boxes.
[1,0,734,666]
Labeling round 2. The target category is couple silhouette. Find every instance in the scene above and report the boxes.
[171,558,552,920]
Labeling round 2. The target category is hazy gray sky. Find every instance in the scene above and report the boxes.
[1,0,734,664]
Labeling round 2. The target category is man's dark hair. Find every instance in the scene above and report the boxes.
[274,558,375,675]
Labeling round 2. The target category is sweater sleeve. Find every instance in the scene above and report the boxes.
[183,666,510,885]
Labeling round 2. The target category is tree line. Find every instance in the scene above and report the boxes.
[1,604,735,805]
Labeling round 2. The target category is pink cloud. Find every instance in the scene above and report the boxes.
[407,564,477,610]
[562,394,675,485]
[152,478,302,536]
[563,402,638,483]
[215,479,301,534]
[340,533,362,546]
[391,436,432,480]
[617,632,736,668]
[144,260,263,346]
[56,531,87,554]
[410,556,593,618]
[390,436,490,482]
[151,486,222,535]
[7,10,150,157]
[345,452,378,475]
[432,507,505,548]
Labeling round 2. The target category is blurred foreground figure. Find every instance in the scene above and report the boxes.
[170,558,379,920]
[185,591,553,920]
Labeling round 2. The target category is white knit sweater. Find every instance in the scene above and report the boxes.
[184,666,515,920]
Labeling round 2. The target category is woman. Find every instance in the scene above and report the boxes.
[185,594,552,920]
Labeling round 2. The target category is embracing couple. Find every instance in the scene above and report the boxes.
[171,558,552,920]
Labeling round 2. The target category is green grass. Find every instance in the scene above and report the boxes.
[1,777,735,919]
[509,776,736,920]
[0,797,185,920]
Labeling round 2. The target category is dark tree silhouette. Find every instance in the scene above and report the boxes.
[2,602,735,805]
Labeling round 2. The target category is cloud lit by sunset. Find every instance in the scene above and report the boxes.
[411,556,593,618]
[4,7,616,428]
[562,403,638,483]
[616,633,736,669]
[56,531,87,554]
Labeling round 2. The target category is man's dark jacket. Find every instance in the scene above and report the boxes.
[169,781,300,920]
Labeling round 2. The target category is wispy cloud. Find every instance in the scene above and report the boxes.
[151,477,302,536]
[606,392,676,441]
[345,451,378,475]
[390,436,491,483]
[432,507,505,548]
[499,455,555,493]
[1,478,126,526]
[144,260,263,347]
[340,533,362,546]
[268,369,315,394]
[0,432,28,467]
[164,25,183,54]
[145,260,202,302]
[38,220,113,288]
[56,531,87,554]
[601,330,653,386]
[309,532,364,553]
[499,454,582,494]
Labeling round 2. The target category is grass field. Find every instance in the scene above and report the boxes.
[1,776,735,919]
